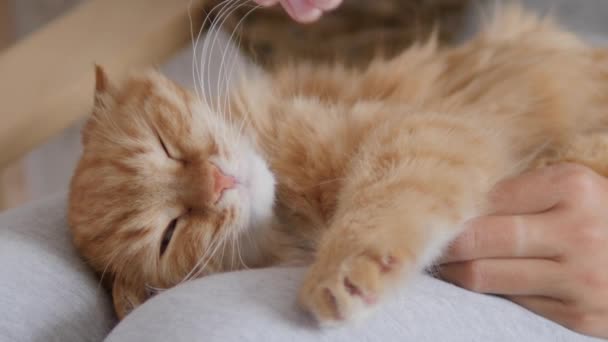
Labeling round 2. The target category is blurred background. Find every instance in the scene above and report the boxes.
[1,0,607,212]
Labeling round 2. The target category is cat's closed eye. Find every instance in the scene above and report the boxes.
[158,134,187,164]
[160,217,178,256]
[158,135,173,160]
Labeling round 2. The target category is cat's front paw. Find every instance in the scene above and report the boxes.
[298,246,405,326]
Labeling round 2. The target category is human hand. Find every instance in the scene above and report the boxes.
[439,163,608,338]
[253,0,342,23]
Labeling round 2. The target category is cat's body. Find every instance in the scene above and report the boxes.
[69,7,608,324]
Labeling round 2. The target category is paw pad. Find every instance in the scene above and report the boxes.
[343,277,377,305]
[322,288,342,321]
[363,252,399,273]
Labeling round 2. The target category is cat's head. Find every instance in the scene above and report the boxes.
[68,67,275,318]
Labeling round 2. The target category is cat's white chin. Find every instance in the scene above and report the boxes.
[227,149,276,265]
[241,152,276,230]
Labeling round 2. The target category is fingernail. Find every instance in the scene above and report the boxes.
[282,0,322,23]
[256,0,280,6]
[312,0,342,11]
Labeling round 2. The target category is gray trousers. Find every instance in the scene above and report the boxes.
[0,195,602,342]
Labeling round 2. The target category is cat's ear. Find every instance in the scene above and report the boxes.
[82,65,117,146]
[112,277,147,320]
[93,65,116,113]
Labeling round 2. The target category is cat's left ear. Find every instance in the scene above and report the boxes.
[93,65,116,112]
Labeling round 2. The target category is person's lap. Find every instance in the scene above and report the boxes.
[0,195,602,341]
[108,267,603,342]
[0,194,115,342]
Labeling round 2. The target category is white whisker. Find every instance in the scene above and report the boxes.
[180,228,228,283]
[209,1,250,144]
[235,227,250,270]
[199,0,241,143]
[189,0,226,109]
[201,0,238,104]
[217,3,260,124]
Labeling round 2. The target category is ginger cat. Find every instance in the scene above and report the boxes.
[69,6,608,325]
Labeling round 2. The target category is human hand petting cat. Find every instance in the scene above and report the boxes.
[253,0,342,23]
[440,163,608,338]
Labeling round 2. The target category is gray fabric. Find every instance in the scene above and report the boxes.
[0,195,605,342]
[4,2,608,341]
[107,268,604,342]
[0,194,115,342]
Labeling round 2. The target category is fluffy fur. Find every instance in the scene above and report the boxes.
[69,6,608,324]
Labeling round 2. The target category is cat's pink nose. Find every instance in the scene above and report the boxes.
[210,164,237,203]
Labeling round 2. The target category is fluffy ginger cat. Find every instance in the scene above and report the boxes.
[69,6,608,325]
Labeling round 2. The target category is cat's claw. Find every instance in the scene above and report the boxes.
[298,249,402,326]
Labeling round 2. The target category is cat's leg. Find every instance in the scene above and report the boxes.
[534,133,608,176]
[298,114,515,325]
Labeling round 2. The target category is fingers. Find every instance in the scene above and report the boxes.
[489,166,565,215]
[308,0,342,10]
[441,214,562,263]
[254,0,280,6]
[255,0,342,23]
[280,0,322,23]
[439,259,566,298]
[489,163,607,215]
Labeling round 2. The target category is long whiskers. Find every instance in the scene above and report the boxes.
[211,1,261,146]
[179,227,230,284]
[234,226,251,270]
[208,0,247,108]
[204,0,240,104]
[189,0,225,109]
[193,0,239,143]
[191,0,264,147]
[217,3,260,125]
